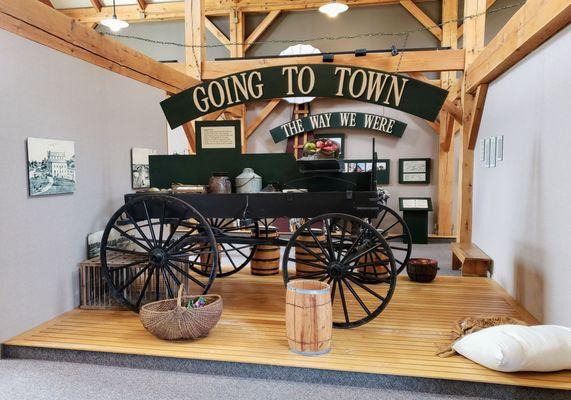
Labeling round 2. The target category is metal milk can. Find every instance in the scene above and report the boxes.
[235,168,262,193]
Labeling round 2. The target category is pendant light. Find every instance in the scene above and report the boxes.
[319,0,349,18]
[101,0,129,32]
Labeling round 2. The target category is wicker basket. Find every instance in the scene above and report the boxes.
[140,287,223,340]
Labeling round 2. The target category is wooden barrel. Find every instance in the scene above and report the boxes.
[200,243,220,274]
[358,250,389,280]
[285,280,332,355]
[295,229,326,275]
[250,226,280,275]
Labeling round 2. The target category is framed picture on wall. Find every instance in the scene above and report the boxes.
[398,158,431,184]
[27,137,76,196]
[314,133,345,159]
[343,158,390,184]
[131,147,157,189]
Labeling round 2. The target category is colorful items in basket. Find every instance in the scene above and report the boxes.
[187,296,207,309]
[302,138,340,159]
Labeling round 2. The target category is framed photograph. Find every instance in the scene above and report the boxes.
[131,147,157,189]
[27,137,76,196]
[484,138,491,168]
[314,133,345,159]
[343,159,390,184]
[398,158,430,184]
[496,135,504,161]
[489,137,497,168]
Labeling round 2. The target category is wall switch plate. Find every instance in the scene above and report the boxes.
[496,135,504,161]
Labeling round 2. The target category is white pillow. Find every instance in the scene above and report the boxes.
[452,324,571,372]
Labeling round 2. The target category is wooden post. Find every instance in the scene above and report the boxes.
[229,10,247,153]
[183,0,204,154]
[437,0,458,236]
[457,0,487,243]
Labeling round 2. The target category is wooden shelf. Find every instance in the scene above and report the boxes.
[4,273,570,391]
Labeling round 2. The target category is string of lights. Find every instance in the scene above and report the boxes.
[100,2,524,50]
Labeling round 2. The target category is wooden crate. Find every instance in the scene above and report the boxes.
[80,254,195,310]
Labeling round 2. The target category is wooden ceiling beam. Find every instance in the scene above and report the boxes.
[59,0,434,23]
[465,0,571,94]
[0,0,196,93]
[38,0,53,7]
[467,84,488,150]
[137,0,147,11]
[399,0,442,41]
[457,0,497,40]
[203,49,464,79]
[205,17,231,51]
[244,10,280,52]
[246,99,281,138]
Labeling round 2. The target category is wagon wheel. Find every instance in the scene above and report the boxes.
[100,195,218,312]
[282,213,397,328]
[372,205,412,275]
[188,218,258,277]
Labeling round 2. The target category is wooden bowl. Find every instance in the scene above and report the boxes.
[407,258,438,283]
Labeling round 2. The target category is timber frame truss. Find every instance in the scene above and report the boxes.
[1,0,570,242]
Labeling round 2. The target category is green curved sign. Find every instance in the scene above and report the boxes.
[161,64,448,129]
[269,112,407,143]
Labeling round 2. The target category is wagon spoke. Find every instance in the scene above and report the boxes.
[324,218,337,261]
[337,279,350,324]
[117,264,150,292]
[111,225,150,252]
[307,228,331,263]
[336,219,348,261]
[107,258,148,272]
[287,258,327,270]
[106,247,148,257]
[343,278,371,316]
[134,267,155,308]
[158,199,166,246]
[290,271,326,280]
[341,228,367,263]
[374,209,388,230]
[163,217,182,248]
[294,240,329,265]
[167,261,206,288]
[142,200,157,246]
[346,274,386,301]
[164,264,182,286]
[330,279,337,302]
[170,255,214,269]
[123,209,154,249]
[345,242,386,265]
[161,267,174,298]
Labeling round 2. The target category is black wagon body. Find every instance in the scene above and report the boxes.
[100,144,412,328]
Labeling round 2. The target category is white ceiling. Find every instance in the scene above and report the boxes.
[50,0,181,9]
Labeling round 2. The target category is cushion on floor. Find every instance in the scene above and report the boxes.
[453,324,571,372]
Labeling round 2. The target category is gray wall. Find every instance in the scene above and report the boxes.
[0,29,167,342]
[472,26,571,326]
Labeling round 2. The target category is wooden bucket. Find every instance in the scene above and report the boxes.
[358,250,389,280]
[251,226,280,275]
[285,280,332,355]
[295,229,326,275]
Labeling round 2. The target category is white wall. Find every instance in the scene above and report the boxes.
[0,30,167,342]
[472,26,571,326]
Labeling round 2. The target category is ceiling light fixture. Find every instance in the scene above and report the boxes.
[319,1,349,18]
[101,0,129,32]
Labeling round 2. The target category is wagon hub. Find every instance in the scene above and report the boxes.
[327,261,346,280]
[149,248,168,267]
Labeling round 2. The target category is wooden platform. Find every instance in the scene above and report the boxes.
[4,273,570,391]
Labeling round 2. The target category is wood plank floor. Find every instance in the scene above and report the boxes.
[4,273,571,390]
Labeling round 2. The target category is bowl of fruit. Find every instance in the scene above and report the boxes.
[302,138,340,160]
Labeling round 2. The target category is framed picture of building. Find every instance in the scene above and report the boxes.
[131,147,157,189]
[27,137,76,196]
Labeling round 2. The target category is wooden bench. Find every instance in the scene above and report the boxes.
[451,242,492,277]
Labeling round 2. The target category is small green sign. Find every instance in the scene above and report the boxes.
[269,112,407,143]
[161,64,448,129]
